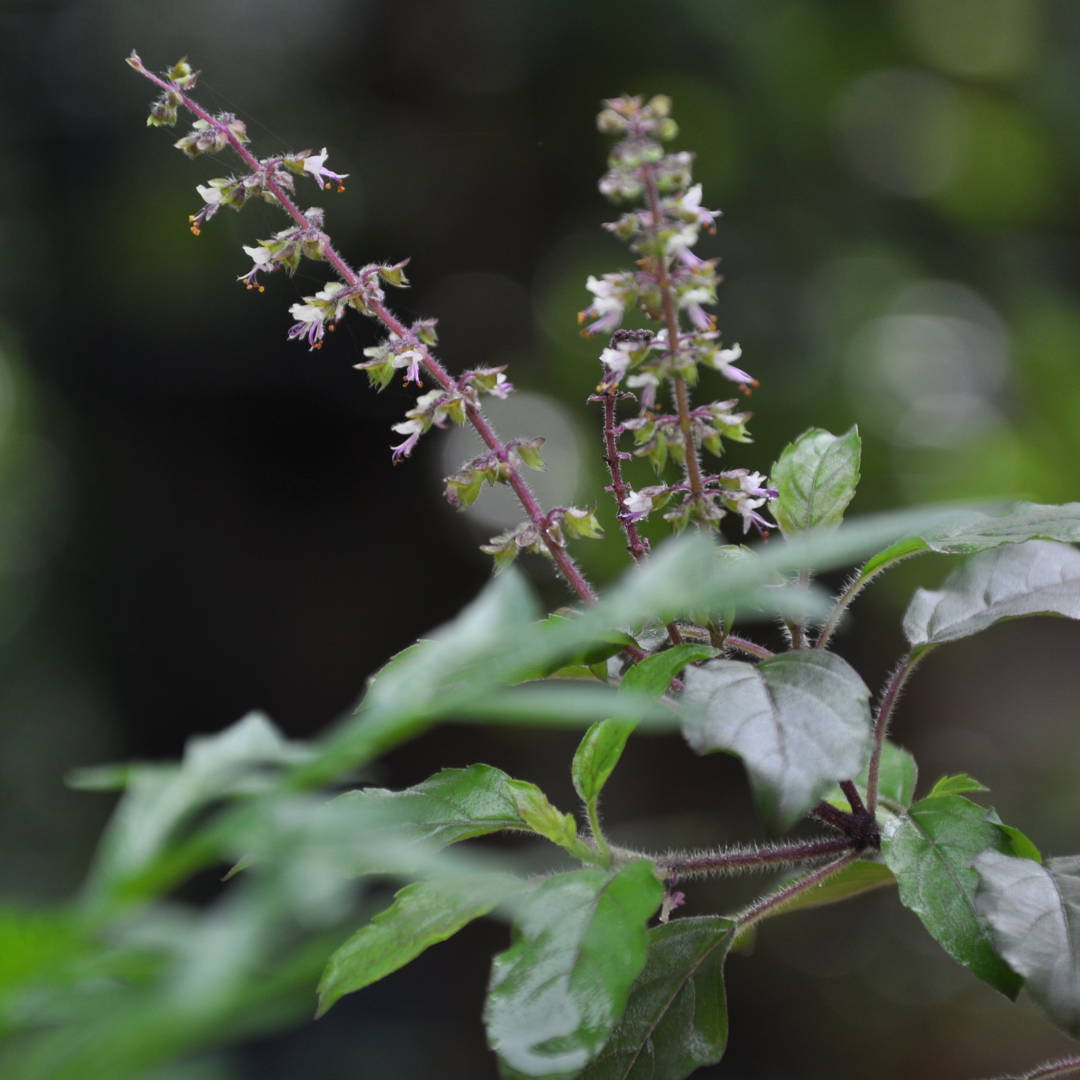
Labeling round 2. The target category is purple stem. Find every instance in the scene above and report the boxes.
[655,835,855,880]
[130,55,598,605]
[735,851,859,929]
[866,651,924,814]
[598,386,650,562]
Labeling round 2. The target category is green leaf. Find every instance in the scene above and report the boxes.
[926,773,990,799]
[620,645,717,699]
[582,917,734,1080]
[485,861,663,1078]
[572,645,716,807]
[824,740,918,811]
[982,808,1043,863]
[82,713,311,900]
[335,765,538,853]
[881,795,1023,997]
[975,851,1080,1036]
[681,651,873,831]
[862,501,1080,582]
[760,861,896,921]
[507,781,590,860]
[770,426,861,536]
[316,872,527,1017]
[903,540,1080,651]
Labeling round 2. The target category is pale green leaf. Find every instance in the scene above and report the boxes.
[903,540,1080,650]
[770,426,861,536]
[975,851,1080,1036]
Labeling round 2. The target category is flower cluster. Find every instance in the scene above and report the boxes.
[584,95,772,535]
[480,507,603,570]
[444,438,544,508]
[622,470,776,533]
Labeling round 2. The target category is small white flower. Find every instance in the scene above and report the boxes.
[242,244,272,267]
[599,347,631,375]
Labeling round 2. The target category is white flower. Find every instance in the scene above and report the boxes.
[196,182,225,206]
[599,347,631,375]
[303,147,349,190]
[242,244,272,267]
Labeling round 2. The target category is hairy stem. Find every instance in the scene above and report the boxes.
[866,650,925,814]
[130,55,598,604]
[1002,1057,1080,1080]
[652,835,855,881]
[734,851,859,931]
[814,562,891,650]
[597,385,649,562]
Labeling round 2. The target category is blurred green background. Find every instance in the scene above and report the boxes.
[6,0,1080,1075]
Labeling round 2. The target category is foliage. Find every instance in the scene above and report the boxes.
[5,53,1080,1080]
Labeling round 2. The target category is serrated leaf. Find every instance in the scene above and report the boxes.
[975,851,1080,1036]
[770,426,860,536]
[926,773,990,799]
[903,540,1080,650]
[572,645,716,806]
[681,651,873,831]
[485,861,663,1078]
[316,872,527,1017]
[507,781,588,859]
[881,795,1022,997]
[582,917,734,1080]
[334,764,537,858]
[824,740,917,811]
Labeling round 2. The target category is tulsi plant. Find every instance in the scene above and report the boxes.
[6,54,1080,1080]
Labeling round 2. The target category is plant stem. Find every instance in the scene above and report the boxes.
[130,56,598,604]
[640,163,706,506]
[865,650,925,814]
[814,563,883,650]
[1014,1057,1080,1080]
[734,851,859,931]
[586,798,612,867]
[597,385,649,562]
[724,634,774,660]
[654,835,855,881]
[839,780,867,816]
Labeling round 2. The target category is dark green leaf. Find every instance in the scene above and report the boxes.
[975,851,1080,1036]
[582,917,734,1080]
[904,541,1080,650]
[572,645,716,806]
[881,795,1022,997]
[485,861,663,1078]
[770,426,861,536]
[317,872,527,1017]
[681,651,873,831]
[925,773,989,799]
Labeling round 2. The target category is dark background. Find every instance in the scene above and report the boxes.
[6,0,1080,1076]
